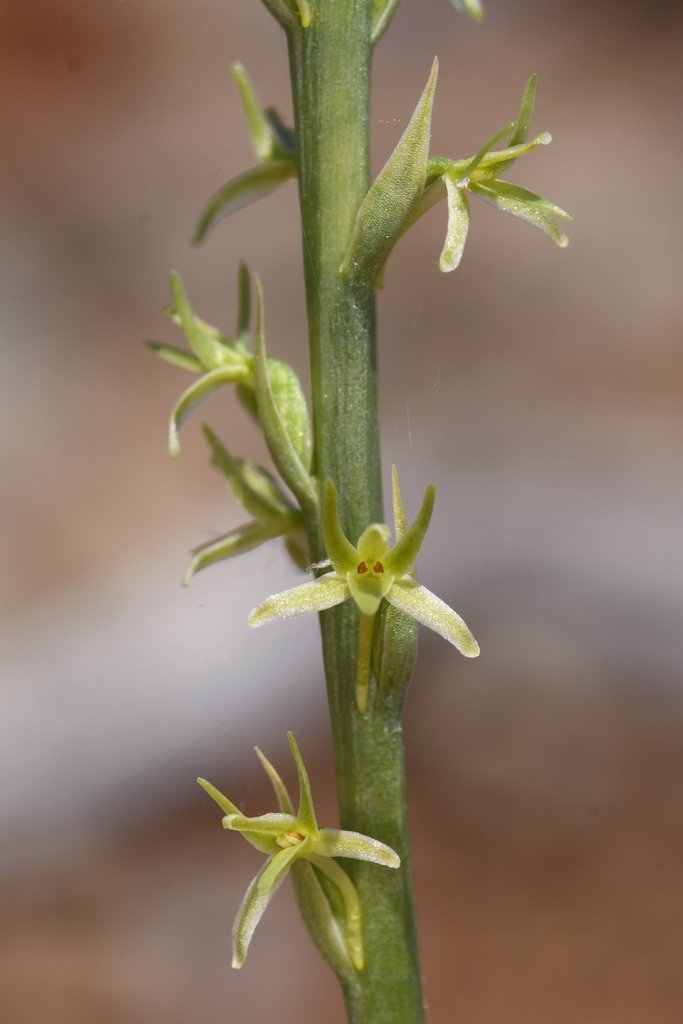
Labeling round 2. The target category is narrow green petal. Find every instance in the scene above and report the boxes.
[287,732,319,836]
[470,179,570,247]
[255,747,295,815]
[341,57,438,283]
[169,271,242,370]
[168,368,247,457]
[182,521,277,587]
[387,579,480,657]
[193,159,296,245]
[508,74,537,149]
[248,574,350,627]
[315,828,401,868]
[322,480,359,573]
[384,485,435,577]
[471,132,552,179]
[146,340,203,374]
[232,859,286,968]
[463,122,515,178]
[440,177,470,272]
[232,62,273,161]
[197,777,241,816]
[198,779,276,855]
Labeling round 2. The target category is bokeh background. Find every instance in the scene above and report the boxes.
[1,1,682,1021]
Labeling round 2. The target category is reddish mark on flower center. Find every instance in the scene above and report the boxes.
[357,561,384,575]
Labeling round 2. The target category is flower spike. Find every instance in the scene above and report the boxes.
[198,733,399,974]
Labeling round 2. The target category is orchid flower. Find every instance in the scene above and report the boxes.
[249,467,479,711]
[198,732,399,972]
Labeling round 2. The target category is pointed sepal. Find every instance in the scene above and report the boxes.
[341,58,438,284]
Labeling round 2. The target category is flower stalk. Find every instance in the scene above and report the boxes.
[285,6,427,1020]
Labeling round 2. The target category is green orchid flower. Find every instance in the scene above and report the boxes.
[249,468,479,712]
[412,74,571,271]
[198,732,399,972]
[147,266,252,457]
[147,267,313,486]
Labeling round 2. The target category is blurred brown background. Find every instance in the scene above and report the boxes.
[1,1,682,1021]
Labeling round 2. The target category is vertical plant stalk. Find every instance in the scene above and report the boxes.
[287,4,424,1021]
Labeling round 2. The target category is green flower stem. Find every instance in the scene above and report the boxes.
[287,5,423,1022]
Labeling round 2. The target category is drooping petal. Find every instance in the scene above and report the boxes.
[470,178,570,247]
[168,367,249,457]
[193,159,296,246]
[248,574,350,627]
[387,578,480,657]
[439,176,470,272]
[231,858,287,968]
[183,520,278,587]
